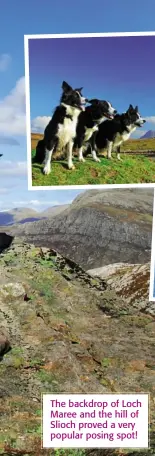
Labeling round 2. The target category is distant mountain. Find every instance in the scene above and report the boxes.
[0,208,43,226]
[140,130,155,139]
[0,204,70,226]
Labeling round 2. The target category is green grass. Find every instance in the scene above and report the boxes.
[32,151,155,186]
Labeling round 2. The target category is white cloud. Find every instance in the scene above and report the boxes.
[0,54,11,72]
[10,199,73,212]
[145,116,155,124]
[0,188,9,194]
[0,77,26,135]
[31,116,51,133]
[13,199,62,207]
[0,136,19,145]
[0,209,10,212]
[0,160,27,176]
[131,129,148,139]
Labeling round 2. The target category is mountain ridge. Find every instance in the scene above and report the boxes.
[0,204,69,226]
[4,189,153,270]
[140,129,155,139]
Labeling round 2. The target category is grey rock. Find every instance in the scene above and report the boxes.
[0,332,11,360]
[5,188,153,270]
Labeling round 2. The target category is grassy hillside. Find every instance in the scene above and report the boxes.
[31,134,155,186]
[0,240,154,454]
[31,133,43,150]
[31,133,155,153]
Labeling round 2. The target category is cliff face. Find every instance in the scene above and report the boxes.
[0,240,154,455]
[5,189,153,270]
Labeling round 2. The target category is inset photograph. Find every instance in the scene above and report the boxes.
[25,33,155,189]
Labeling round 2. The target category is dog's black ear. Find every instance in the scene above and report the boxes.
[128,104,133,111]
[135,105,138,112]
[88,99,99,105]
[62,81,72,92]
[76,87,83,93]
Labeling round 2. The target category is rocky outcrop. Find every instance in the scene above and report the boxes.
[87,262,155,316]
[0,232,14,253]
[0,332,11,360]
[5,189,153,270]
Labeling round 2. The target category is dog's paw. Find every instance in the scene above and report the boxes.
[68,165,75,171]
[68,163,75,170]
[79,157,85,162]
[95,157,101,163]
[43,165,51,175]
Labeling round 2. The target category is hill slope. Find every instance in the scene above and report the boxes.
[6,189,153,270]
[0,238,154,455]
[42,204,70,217]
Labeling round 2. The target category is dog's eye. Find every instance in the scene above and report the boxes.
[75,91,81,98]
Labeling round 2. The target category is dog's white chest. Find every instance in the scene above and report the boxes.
[114,131,130,146]
[57,116,78,150]
[84,125,98,142]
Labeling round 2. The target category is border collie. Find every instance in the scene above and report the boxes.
[87,105,146,162]
[38,81,87,174]
[73,99,117,162]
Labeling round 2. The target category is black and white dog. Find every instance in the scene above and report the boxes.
[73,99,117,162]
[86,104,146,162]
[37,81,87,174]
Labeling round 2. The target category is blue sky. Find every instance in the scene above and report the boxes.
[29,34,155,135]
[0,0,155,211]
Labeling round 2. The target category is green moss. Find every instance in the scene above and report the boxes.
[35,408,41,416]
[38,258,55,268]
[29,277,55,304]
[26,424,41,436]
[12,356,25,368]
[11,347,24,355]
[35,369,60,392]
[100,378,109,386]
[120,315,152,327]
[101,357,111,368]
[29,358,44,367]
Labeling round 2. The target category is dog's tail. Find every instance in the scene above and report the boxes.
[34,139,45,163]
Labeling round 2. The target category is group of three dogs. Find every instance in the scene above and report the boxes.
[35,81,146,175]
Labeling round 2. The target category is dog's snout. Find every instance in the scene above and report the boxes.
[143,119,146,123]
[114,109,117,114]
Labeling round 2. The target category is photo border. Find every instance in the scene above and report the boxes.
[24,31,155,191]
[149,188,155,301]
